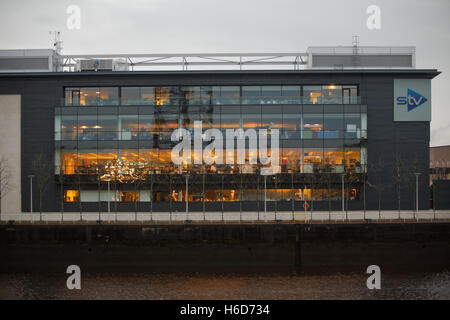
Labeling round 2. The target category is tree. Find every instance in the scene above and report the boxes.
[290,170,295,216]
[393,153,407,218]
[367,158,385,218]
[31,152,53,219]
[322,164,334,219]
[77,166,83,216]
[404,154,421,212]
[344,166,358,218]
[131,164,147,221]
[0,156,11,213]
[304,172,318,213]
[148,168,155,220]
[58,163,65,218]
[359,153,368,218]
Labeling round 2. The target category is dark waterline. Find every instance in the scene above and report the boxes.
[0,270,449,300]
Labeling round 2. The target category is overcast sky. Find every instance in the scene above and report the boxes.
[0,0,449,146]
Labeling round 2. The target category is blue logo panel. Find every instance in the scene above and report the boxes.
[406,88,427,112]
[394,79,431,122]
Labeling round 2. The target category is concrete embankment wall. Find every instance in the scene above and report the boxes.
[0,223,449,273]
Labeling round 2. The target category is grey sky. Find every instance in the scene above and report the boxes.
[0,0,449,146]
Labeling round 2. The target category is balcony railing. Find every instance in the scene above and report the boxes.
[55,129,368,141]
[61,96,362,107]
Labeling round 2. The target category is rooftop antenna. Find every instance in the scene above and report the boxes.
[352,35,360,68]
[49,31,63,71]
[50,31,63,54]
[352,35,360,54]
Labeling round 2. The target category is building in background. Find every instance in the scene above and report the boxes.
[0,46,440,214]
[430,145,450,210]
[430,145,450,183]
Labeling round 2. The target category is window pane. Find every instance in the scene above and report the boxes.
[303,114,323,139]
[121,87,140,105]
[78,115,97,140]
[242,86,260,104]
[344,147,361,170]
[98,115,118,140]
[281,148,301,173]
[64,190,79,202]
[282,85,301,104]
[201,86,213,105]
[324,147,344,173]
[156,87,178,106]
[303,148,323,172]
[323,114,343,139]
[182,86,202,105]
[120,115,139,140]
[220,86,240,104]
[344,114,361,139]
[261,86,281,104]
[322,85,342,104]
[77,150,99,174]
[141,87,156,105]
[343,85,358,104]
[99,87,119,105]
[64,88,80,106]
[61,150,77,174]
[303,86,322,104]
[138,115,157,140]
[61,115,77,140]
[79,88,98,106]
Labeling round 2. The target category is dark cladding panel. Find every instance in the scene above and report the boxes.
[312,55,413,68]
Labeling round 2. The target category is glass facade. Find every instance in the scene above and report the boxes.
[63,85,360,106]
[56,85,366,203]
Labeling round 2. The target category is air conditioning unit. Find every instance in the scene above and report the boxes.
[76,59,129,72]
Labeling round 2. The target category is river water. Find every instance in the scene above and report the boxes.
[0,271,449,300]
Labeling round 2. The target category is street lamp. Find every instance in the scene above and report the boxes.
[28,174,35,214]
[107,180,111,214]
[185,174,189,217]
[341,173,345,219]
[414,172,421,217]
[264,175,267,222]
[261,168,273,223]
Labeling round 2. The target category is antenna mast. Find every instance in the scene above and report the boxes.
[50,31,63,71]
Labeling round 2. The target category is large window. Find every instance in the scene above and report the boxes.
[64,87,119,106]
[64,84,359,106]
[323,114,344,139]
[303,114,323,139]
[57,83,366,204]
[64,190,79,202]
[303,86,322,104]
[322,85,342,104]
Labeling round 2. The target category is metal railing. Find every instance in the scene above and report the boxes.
[59,53,309,72]
[60,96,362,107]
[2,210,449,224]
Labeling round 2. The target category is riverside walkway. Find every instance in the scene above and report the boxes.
[1,210,450,225]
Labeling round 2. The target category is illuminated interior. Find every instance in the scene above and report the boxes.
[64,190,79,202]
[59,84,365,204]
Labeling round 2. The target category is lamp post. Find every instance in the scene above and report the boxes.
[414,172,421,219]
[341,173,345,219]
[264,175,267,222]
[107,180,110,214]
[185,174,189,217]
[261,168,273,223]
[28,174,35,214]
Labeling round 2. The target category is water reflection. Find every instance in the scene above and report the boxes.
[1,271,449,300]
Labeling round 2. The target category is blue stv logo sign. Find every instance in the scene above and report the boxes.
[396,89,428,112]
